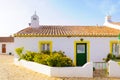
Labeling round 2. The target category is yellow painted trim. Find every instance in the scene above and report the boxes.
[74,40,90,66]
[110,40,120,53]
[38,41,53,54]
[14,34,118,37]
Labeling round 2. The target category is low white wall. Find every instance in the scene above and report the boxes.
[14,58,51,76]
[108,60,120,77]
[50,62,93,77]
[14,58,93,78]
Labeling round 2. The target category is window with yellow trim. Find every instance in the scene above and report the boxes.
[110,41,120,56]
[41,43,50,51]
[112,43,120,56]
[39,41,52,53]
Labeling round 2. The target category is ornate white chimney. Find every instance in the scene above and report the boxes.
[30,12,39,28]
[105,15,112,23]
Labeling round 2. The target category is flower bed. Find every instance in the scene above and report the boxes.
[14,58,93,78]
[15,47,73,67]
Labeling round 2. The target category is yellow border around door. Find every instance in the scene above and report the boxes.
[74,40,90,66]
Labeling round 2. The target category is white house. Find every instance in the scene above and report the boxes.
[0,37,14,54]
[13,13,120,66]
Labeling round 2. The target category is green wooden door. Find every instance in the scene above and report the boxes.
[76,43,87,66]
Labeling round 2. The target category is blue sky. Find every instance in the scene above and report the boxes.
[0,0,120,36]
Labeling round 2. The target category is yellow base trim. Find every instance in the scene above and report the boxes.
[74,40,90,66]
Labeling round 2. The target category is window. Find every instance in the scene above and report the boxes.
[41,44,50,51]
[33,17,37,20]
[39,41,52,53]
[47,44,50,50]
[42,44,45,51]
[77,44,85,53]
[110,41,120,56]
[112,43,120,56]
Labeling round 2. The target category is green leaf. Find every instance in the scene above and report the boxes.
[118,34,120,40]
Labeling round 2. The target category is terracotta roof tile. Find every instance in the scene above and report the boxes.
[0,37,14,42]
[14,25,120,37]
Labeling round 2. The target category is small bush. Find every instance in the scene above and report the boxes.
[116,55,120,59]
[15,48,73,67]
[15,47,24,56]
[58,56,73,67]
[103,53,116,62]
[46,53,61,67]
[107,53,116,59]
[23,51,36,61]
[52,50,65,56]
[18,54,25,61]
[41,50,50,55]
[46,53,73,67]
[33,53,49,65]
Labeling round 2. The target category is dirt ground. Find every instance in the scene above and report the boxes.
[0,54,120,80]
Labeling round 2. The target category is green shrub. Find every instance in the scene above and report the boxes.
[116,55,120,59]
[52,50,65,56]
[18,54,25,60]
[15,48,73,67]
[41,50,50,55]
[46,53,61,67]
[33,53,49,65]
[60,57,73,67]
[15,47,24,56]
[15,47,24,61]
[46,53,73,67]
[107,53,116,59]
[23,51,36,61]
[103,53,116,62]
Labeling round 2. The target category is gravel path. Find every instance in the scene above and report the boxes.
[0,55,120,80]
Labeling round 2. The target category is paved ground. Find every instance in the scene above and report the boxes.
[0,55,120,80]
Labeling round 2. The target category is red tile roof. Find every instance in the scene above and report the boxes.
[0,37,14,42]
[14,25,120,37]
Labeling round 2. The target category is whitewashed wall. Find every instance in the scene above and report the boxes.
[14,37,117,62]
[0,42,14,54]
[108,60,120,77]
